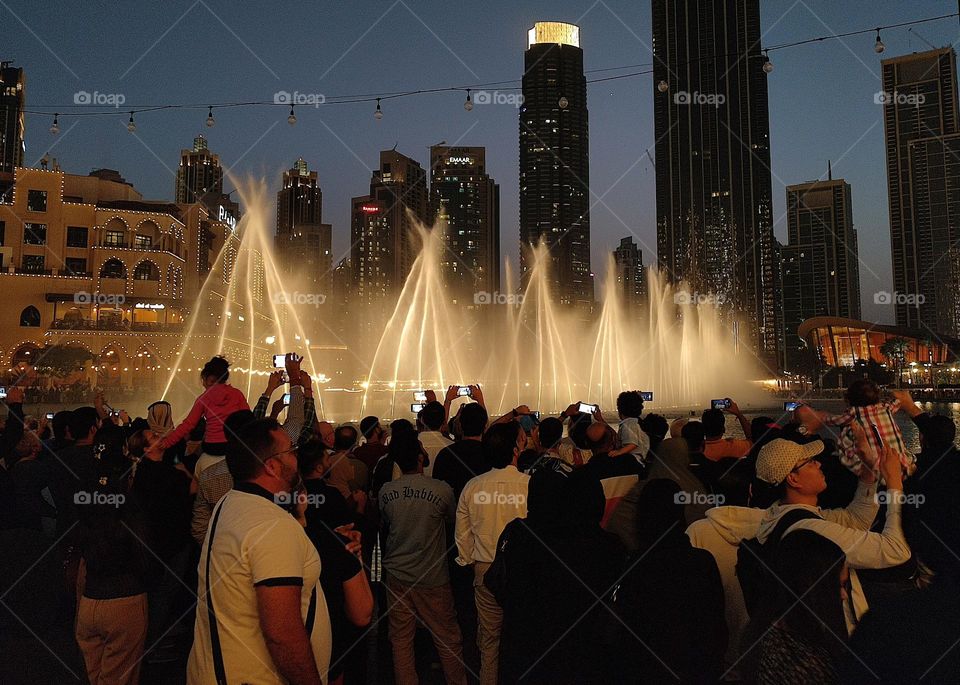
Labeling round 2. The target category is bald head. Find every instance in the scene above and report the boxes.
[586,423,615,452]
[317,421,335,449]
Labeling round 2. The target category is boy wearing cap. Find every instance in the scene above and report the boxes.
[686,430,910,672]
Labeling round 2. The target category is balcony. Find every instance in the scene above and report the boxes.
[15,268,53,275]
[49,319,185,333]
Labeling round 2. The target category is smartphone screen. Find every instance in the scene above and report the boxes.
[413,390,427,403]
[578,402,598,414]
[0,387,7,399]
[411,403,425,413]
[282,393,291,406]
[532,410,541,420]
[711,399,730,410]
[784,401,800,412]
[641,391,653,402]
[46,412,55,420]
[457,386,472,397]
[273,354,286,368]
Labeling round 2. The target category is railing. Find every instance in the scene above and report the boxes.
[58,270,93,278]
[49,319,184,332]
[15,267,53,275]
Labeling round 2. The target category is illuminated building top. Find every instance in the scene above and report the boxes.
[527,22,580,49]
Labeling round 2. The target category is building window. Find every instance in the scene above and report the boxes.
[19,306,40,327]
[133,262,158,280]
[134,234,153,249]
[65,258,87,276]
[0,221,5,245]
[27,190,47,212]
[22,255,45,273]
[104,230,125,247]
[67,226,89,247]
[100,258,126,279]
[24,223,47,245]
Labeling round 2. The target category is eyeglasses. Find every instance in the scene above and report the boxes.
[264,444,299,461]
[791,456,819,473]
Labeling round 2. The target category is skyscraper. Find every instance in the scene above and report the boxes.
[0,62,25,187]
[275,159,332,301]
[519,21,592,309]
[351,150,428,304]
[781,175,860,370]
[175,134,239,221]
[653,0,780,367]
[613,237,645,310]
[881,48,960,336]
[429,145,500,304]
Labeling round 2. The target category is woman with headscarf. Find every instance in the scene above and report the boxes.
[606,479,727,684]
[488,468,624,683]
[146,400,186,468]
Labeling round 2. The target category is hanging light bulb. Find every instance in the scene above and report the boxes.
[206,106,215,127]
[657,80,668,93]
[50,113,60,135]
[558,96,569,109]
[374,98,383,120]
[464,89,473,111]
[874,29,885,54]
[127,112,136,133]
[287,106,296,125]
[762,51,773,74]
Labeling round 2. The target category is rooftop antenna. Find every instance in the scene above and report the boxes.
[828,159,832,181]
[391,141,398,151]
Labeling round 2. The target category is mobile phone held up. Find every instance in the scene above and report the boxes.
[784,401,801,412]
[711,398,731,411]
[282,393,291,406]
[413,390,427,403]
[457,386,473,397]
[411,403,425,413]
[578,402,599,414]
[641,391,653,402]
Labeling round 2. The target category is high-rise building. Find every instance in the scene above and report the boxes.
[351,150,428,304]
[613,237,645,309]
[653,0,780,368]
[781,175,860,370]
[275,159,331,299]
[881,48,960,335]
[174,134,239,222]
[0,62,26,187]
[429,145,500,304]
[519,22,592,309]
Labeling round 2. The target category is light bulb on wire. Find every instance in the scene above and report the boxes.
[287,106,296,125]
[374,98,383,120]
[657,80,668,93]
[762,51,773,74]
[127,112,136,133]
[874,29,885,54]
[464,89,473,111]
[50,113,60,135]
[558,96,569,109]
[206,106,215,127]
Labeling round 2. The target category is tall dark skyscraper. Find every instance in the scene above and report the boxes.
[275,158,332,300]
[175,134,239,221]
[781,175,860,370]
[613,237,645,309]
[0,62,25,186]
[881,48,960,337]
[519,22,592,309]
[430,145,500,304]
[653,0,780,367]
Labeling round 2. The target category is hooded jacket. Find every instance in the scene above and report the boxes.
[686,480,910,670]
[160,383,249,449]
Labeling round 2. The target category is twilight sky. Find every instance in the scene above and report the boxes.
[5,0,959,323]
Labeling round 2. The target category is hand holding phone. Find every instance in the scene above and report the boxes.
[641,391,653,402]
[411,403,425,413]
[578,402,598,414]
[711,399,731,411]
[457,386,473,397]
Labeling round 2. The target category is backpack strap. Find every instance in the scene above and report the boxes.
[205,497,228,685]
[767,507,822,546]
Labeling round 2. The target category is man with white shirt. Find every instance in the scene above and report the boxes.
[417,400,453,477]
[456,422,529,685]
[187,418,331,685]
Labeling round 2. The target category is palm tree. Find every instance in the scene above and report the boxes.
[880,337,910,388]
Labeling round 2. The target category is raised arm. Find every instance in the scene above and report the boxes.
[725,398,751,439]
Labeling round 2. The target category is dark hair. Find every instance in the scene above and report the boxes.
[201,355,230,383]
[750,417,779,447]
[359,416,380,439]
[923,414,956,450]
[640,413,669,451]
[845,379,880,407]
[224,409,256,445]
[226,418,282,482]
[681,420,705,451]
[617,390,644,419]
[538,417,564,450]
[633,479,685,554]
[334,425,359,451]
[126,429,149,458]
[569,413,591,449]
[483,422,521,469]
[419,401,445,431]
[389,418,416,439]
[298,438,327,477]
[748,476,787,508]
[52,409,74,442]
[390,430,422,473]
[68,406,100,442]
[701,408,725,438]
[458,402,488,438]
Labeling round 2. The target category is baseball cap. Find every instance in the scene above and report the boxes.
[756,438,825,485]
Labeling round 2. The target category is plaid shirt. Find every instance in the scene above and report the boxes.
[822,399,915,474]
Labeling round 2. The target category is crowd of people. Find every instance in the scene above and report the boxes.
[1,357,959,684]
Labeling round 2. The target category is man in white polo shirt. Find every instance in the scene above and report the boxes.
[188,417,331,685]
